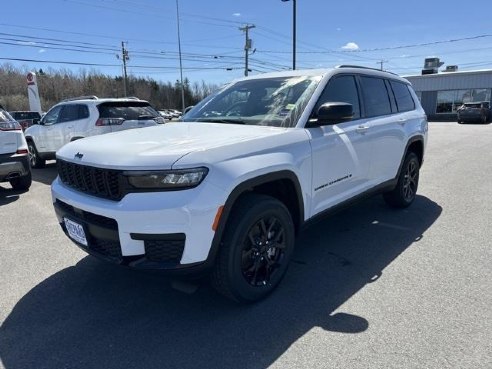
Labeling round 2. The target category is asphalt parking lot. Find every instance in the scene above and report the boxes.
[0,122,491,369]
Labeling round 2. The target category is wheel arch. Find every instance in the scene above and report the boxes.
[207,170,304,267]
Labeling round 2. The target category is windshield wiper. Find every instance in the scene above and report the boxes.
[193,118,246,125]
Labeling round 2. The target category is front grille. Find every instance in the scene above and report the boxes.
[58,160,124,201]
[144,237,185,263]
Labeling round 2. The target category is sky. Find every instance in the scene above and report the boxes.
[2,0,492,85]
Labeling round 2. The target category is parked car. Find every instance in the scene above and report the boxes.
[51,66,427,302]
[0,105,31,191]
[457,102,490,124]
[24,96,165,168]
[9,111,42,131]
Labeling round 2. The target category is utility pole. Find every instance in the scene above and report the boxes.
[120,41,129,97]
[239,24,255,76]
[377,59,388,71]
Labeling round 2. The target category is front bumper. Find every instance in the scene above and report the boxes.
[0,153,30,182]
[51,177,226,274]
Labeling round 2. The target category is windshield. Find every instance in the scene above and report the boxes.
[183,75,322,127]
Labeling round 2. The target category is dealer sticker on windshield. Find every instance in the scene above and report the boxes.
[64,218,88,246]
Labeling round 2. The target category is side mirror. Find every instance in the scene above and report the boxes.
[308,102,354,127]
[184,105,194,114]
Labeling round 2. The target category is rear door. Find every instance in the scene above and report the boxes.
[96,102,161,132]
[58,104,90,145]
[358,76,407,183]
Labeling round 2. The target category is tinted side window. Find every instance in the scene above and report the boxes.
[390,81,415,112]
[78,105,89,119]
[59,105,80,123]
[360,76,391,117]
[313,75,360,119]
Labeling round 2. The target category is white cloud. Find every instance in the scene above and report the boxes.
[341,42,359,51]
[336,28,342,31]
[232,13,241,17]
[17,41,36,46]
[38,49,46,53]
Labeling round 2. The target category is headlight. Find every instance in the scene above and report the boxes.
[125,167,208,189]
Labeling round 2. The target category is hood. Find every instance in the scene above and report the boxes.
[56,122,296,170]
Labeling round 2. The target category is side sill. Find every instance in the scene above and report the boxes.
[302,179,397,230]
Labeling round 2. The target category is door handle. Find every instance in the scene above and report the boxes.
[356,125,369,133]
[68,126,73,129]
[398,118,408,125]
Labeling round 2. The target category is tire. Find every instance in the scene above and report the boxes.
[27,141,45,168]
[211,193,295,303]
[481,114,487,124]
[383,151,420,208]
[10,171,32,191]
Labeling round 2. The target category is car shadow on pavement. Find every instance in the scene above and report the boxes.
[31,161,58,186]
[0,186,23,205]
[0,195,442,369]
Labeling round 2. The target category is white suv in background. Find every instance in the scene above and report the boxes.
[52,67,428,303]
[0,106,31,191]
[24,97,165,168]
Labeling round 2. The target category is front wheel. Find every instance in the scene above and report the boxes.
[27,141,45,169]
[383,152,420,208]
[212,193,295,303]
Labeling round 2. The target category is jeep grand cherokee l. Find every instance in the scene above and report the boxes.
[51,66,428,302]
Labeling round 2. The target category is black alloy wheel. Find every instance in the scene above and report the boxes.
[383,151,420,208]
[212,193,295,303]
[241,216,287,287]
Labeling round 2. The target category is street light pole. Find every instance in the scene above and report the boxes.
[281,0,296,70]
[175,0,185,113]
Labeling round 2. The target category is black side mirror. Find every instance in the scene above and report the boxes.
[308,102,354,127]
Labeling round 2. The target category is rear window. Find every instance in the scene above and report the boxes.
[11,111,41,120]
[97,102,160,120]
[464,103,482,108]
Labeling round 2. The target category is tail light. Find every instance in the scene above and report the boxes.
[95,118,125,126]
[16,149,28,155]
[0,121,22,131]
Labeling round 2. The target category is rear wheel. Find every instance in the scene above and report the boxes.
[27,141,45,168]
[10,171,32,191]
[212,193,295,303]
[383,152,420,208]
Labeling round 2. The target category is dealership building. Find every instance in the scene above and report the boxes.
[404,59,492,121]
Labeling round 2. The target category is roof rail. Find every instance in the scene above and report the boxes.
[335,65,399,76]
[125,96,140,100]
[61,95,98,102]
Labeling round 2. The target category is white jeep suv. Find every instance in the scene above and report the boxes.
[25,97,164,168]
[51,67,428,302]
